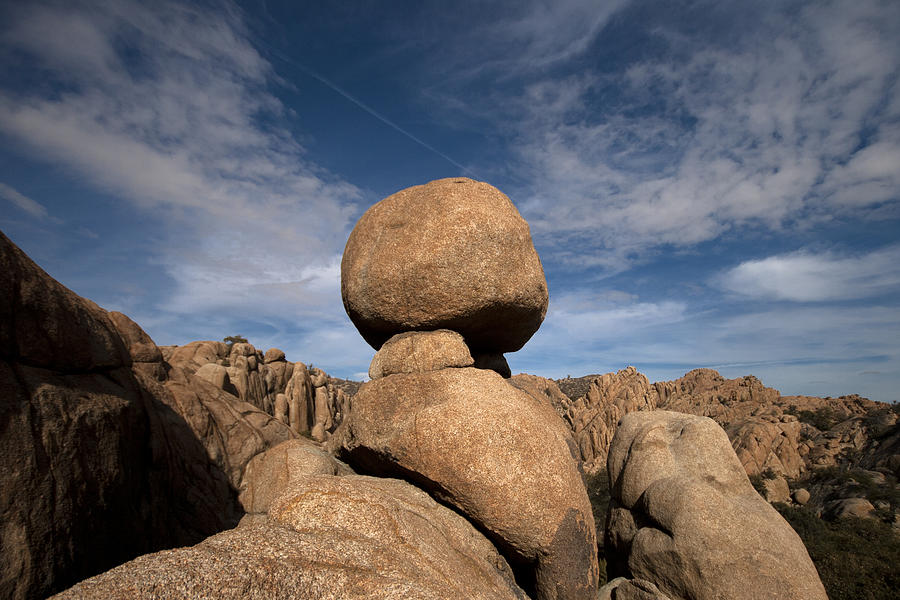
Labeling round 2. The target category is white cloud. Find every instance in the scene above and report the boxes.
[718,246,900,302]
[0,182,48,219]
[0,0,361,340]
[461,0,900,269]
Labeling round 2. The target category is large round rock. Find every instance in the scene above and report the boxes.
[341,178,548,352]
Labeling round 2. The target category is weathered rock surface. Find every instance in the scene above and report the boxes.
[556,367,658,474]
[55,475,529,600]
[368,329,473,379]
[341,178,548,353]
[551,367,896,483]
[334,367,598,600]
[599,577,673,600]
[824,497,876,520]
[605,411,827,600]
[238,438,354,516]
[0,231,294,599]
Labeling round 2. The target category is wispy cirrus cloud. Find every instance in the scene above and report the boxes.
[0,0,365,362]
[0,182,49,219]
[444,0,900,271]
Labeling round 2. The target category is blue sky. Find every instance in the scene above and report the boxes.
[1,0,899,402]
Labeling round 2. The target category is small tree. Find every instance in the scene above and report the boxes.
[224,335,248,353]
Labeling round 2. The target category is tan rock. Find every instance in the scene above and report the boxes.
[368,329,473,379]
[0,231,129,371]
[56,475,529,600]
[792,488,811,505]
[341,178,548,353]
[335,367,598,600]
[825,497,876,520]
[605,411,827,600]
[761,475,791,504]
[599,577,673,600]
[0,232,295,599]
[284,362,313,434]
[263,347,285,363]
[238,439,353,515]
[165,340,227,374]
[273,393,288,426]
[194,363,230,390]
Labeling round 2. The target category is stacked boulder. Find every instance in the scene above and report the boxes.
[333,178,599,600]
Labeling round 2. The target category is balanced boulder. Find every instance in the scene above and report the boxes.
[341,178,548,353]
[368,329,473,379]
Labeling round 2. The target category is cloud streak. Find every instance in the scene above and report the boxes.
[718,246,900,302]
[0,182,48,219]
[0,0,367,366]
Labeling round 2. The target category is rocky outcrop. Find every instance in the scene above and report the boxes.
[336,179,597,600]
[55,475,529,600]
[340,177,548,354]
[605,411,827,600]
[0,231,293,599]
[551,367,658,473]
[336,368,597,600]
[165,339,349,442]
[550,367,896,483]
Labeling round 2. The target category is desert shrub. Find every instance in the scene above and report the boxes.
[798,407,841,431]
[582,470,611,529]
[749,473,767,495]
[775,503,900,600]
[223,335,248,352]
[582,470,611,586]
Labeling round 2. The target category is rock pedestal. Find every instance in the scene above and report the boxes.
[335,179,597,600]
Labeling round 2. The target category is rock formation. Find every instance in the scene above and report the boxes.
[54,475,529,600]
[0,231,294,599]
[604,411,828,600]
[164,339,349,441]
[335,179,598,600]
[340,177,548,356]
[549,367,897,483]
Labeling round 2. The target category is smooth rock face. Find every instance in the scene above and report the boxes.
[793,488,811,505]
[368,329,473,379]
[605,411,827,600]
[55,475,529,600]
[238,438,353,515]
[825,497,876,520]
[335,368,598,600]
[341,178,548,353]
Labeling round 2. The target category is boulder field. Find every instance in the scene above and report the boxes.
[1,177,834,599]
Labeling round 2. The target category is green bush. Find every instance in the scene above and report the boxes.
[775,503,900,599]
[797,407,841,431]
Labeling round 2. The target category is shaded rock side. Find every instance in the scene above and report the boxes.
[54,475,529,600]
[605,410,827,600]
[368,329,473,379]
[0,231,294,599]
[334,367,598,600]
[341,177,548,354]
